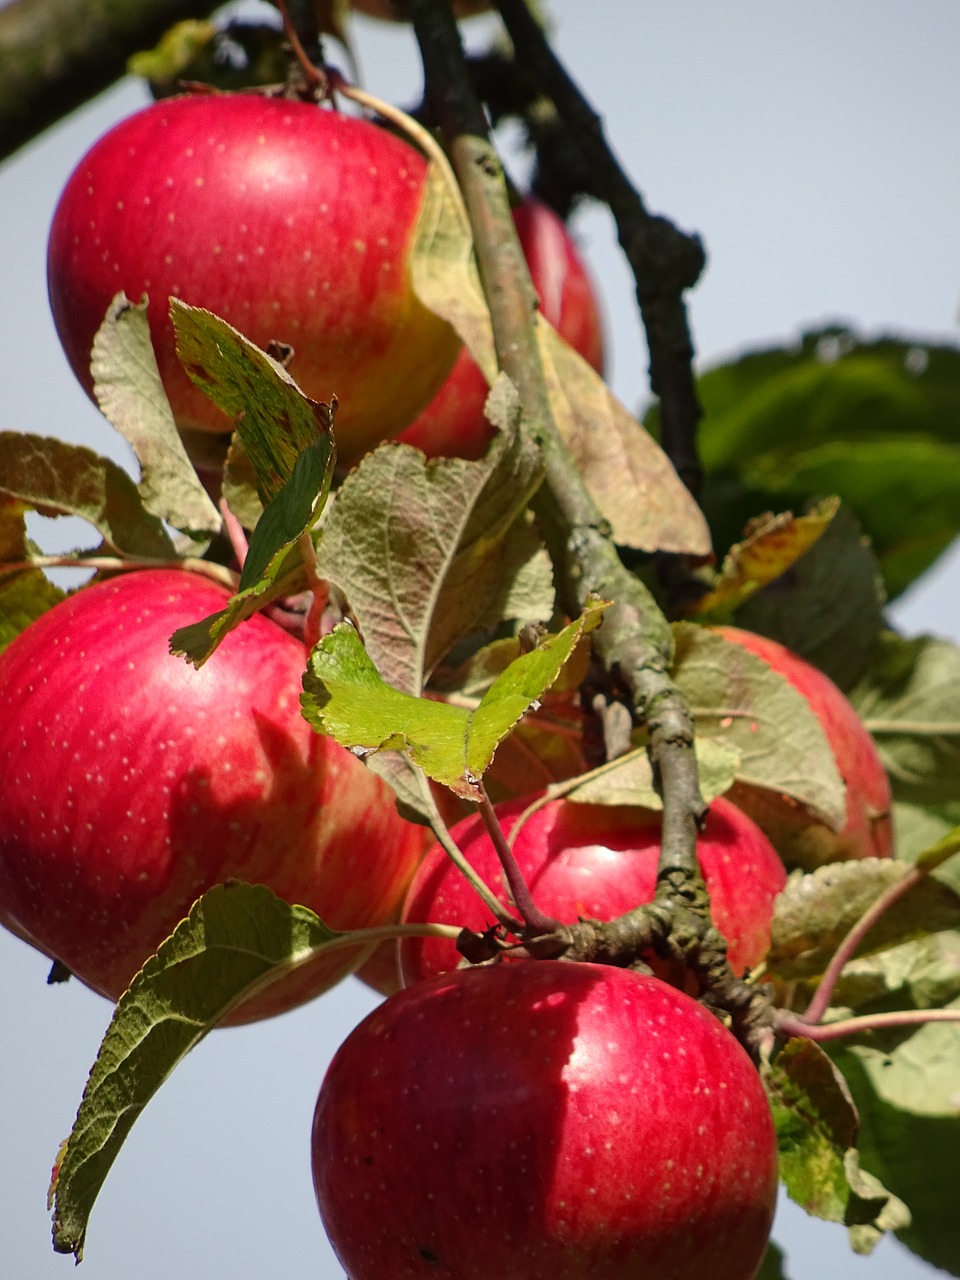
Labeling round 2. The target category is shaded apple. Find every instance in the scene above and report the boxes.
[716,626,894,868]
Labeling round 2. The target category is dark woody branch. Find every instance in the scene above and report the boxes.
[401,0,708,909]
[0,0,229,163]
[492,0,706,500]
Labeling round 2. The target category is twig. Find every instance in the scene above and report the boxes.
[420,782,523,932]
[776,1007,960,1044]
[272,0,326,94]
[799,864,927,1027]
[477,787,562,936]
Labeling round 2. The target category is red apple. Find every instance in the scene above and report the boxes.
[399,794,786,989]
[313,961,778,1280]
[47,93,460,470]
[397,197,606,459]
[716,626,894,868]
[0,569,424,1024]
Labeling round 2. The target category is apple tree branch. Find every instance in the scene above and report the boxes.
[402,0,709,921]
[0,0,223,163]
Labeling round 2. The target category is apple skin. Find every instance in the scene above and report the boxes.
[397,197,606,459]
[47,93,460,469]
[399,794,786,989]
[312,962,779,1280]
[716,626,894,869]
[0,570,424,1024]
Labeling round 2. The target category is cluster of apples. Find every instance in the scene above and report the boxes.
[1,88,893,1279]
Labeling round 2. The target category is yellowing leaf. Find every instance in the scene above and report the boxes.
[696,499,838,615]
[410,161,711,556]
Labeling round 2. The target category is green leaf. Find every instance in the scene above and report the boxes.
[893,800,960,867]
[826,929,960,1023]
[850,631,960,807]
[767,860,960,984]
[824,921,960,1272]
[240,436,334,590]
[367,751,437,828]
[763,1037,909,1251]
[301,602,607,800]
[0,498,64,648]
[90,293,220,539]
[671,623,847,829]
[834,1037,960,1275]
[171,300,334,501]
[170,437,334,666]
[755,1240,792,1280]
[733,503,886,692]
[222,435,264,529]
[0,431,176,558]
[49,883,346,1262]
[315,388,549,695]
[656,327,960,597]
[561,736,741,810]
[169,553,302,668]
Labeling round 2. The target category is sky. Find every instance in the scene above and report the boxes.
[1,2,959,1278]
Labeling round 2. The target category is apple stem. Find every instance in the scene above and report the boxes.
[421,782,524,933]
[776,1007,960,1044]
[273,0,327,96]
[800,862,926,1026]
[219,497,249,568]
[477,787,564,938]
[297,531,328,650]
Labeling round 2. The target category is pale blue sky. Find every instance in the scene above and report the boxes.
[1,3,958,1277]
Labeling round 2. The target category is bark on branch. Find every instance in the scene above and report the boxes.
[494,0,706,499]
[0,0,223,163]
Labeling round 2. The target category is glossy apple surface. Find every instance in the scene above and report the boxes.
[47,94,460,469]
[0,570,424,1023]
[716,626,894,868]
[399,794,786,988]
[397,197,606,459]
[313,962,778,1280]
